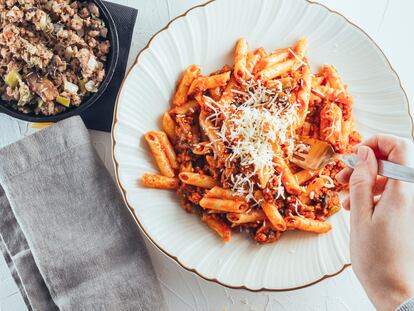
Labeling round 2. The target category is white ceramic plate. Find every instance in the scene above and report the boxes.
[112,0,413,290]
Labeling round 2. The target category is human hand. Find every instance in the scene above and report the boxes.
[336,134,414,311]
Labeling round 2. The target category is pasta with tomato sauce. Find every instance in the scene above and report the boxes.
[141,37,361,243]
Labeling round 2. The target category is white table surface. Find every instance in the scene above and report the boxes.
[1,0,413,310]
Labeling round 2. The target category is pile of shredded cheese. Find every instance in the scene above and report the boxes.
[205,79,302,201]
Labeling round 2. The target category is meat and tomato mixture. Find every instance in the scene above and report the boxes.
[0,0,110,116]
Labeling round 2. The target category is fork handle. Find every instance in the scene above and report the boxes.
[341,154,414,183]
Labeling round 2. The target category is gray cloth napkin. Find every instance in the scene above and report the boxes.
[0,116,167,311]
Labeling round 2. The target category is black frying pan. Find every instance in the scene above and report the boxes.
[0,0,119,123]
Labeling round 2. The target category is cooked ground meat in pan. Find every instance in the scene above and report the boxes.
[0,0,110,116]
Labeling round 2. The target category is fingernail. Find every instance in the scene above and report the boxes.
[356,146,369,164]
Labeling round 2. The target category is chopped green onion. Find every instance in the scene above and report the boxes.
[5,70,21,88]
[37,98,45,108]
[56,96,70,107]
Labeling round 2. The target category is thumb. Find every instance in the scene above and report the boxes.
[349,146,378,224]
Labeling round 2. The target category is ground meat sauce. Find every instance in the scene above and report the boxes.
[0,0,110,116]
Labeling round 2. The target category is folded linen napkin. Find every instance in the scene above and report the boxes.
[0,116,166,311]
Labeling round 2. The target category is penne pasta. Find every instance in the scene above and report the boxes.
[162,112,176,141]
[141,174,179,190]
[206,64,233,101]
[192,142,211,155]
[301,177,326,204]
[194,93,216,111]
[188,71,231,95]
[258,165,273,189]
[320,65,346,93]
[178,172,217,189]
[312,85,351,108]
[179,161,193,173]
[199,112,217,142]
[294,169,320,185]
[326,191,341,216]
[296,65,311,125]
[156,131,178,170]
[255,192,286,231]
[246,47,266,74]
[227,209,266,225]
[199,112,226,155]
[312,75,324,87]
[170,100,199,115]
[207,209,226,214]
[210,64,232,75]
[209,86,222,101]
[254,48,289,73]
[145,131,176,177]
[255,59,295,81]
[310,93,323,106]
[199,197,248,213]
[274,157,302,195]
[190,122,200,145]
[218,77,238,107]
[173,64,200,106]
[204,186,245,200]
[293,37,308,60]
[202,213,231,242]
[319,102,344,151]
[285,216,331,233]
[233,38,249,82]
[341,119,352,144]
[261,201,287,231]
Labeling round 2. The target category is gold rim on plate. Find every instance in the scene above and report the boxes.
[110,0,414,292]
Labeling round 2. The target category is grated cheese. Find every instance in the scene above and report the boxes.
[274,173,285,200]
[319,173,335,188]
[206,78,302,200]
[309,191,315,200]
[294,197,304,217]
[323,104,337,139]
[294,143,311,153]
[311,87,325,98]
[231,89,248,96]
[288,48,305,70]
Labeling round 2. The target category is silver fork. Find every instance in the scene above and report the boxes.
[291,137,414,183]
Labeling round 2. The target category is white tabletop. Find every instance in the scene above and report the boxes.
[1,0,413,310]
